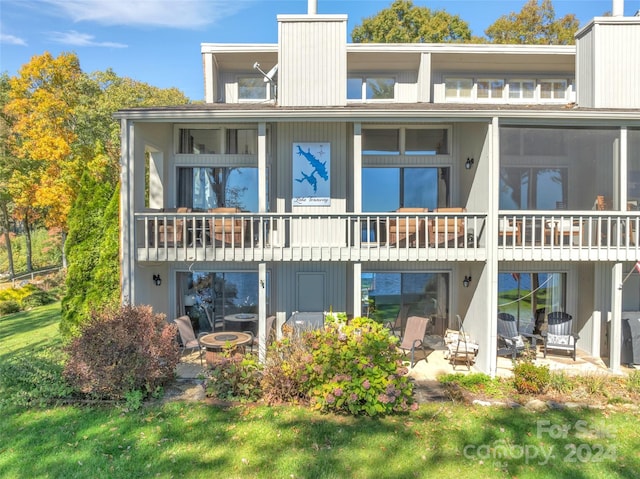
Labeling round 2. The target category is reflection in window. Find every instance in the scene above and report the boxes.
[498,272,566,334]
[362,272,449,326]
[540,80,567,99]
[445,78,473,100]
[347,77,395,100]
[238,77,268,100]
[508,80,535,99]
[477,79,504,99]
[363,167,449,212]
[177,167,258,211]
[362,128,449,155]
[178,271,268,333]
[179,129,221,154]
[499,167,566,210]
[362,129,399,155]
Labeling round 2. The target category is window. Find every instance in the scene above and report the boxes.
[238,76,268,101]
[178,271,269,332]
[178,129,221,154]
[362,272,449,326]
[362,128,449,155]
[445,78,473,100]
[499,167,567,210]
[226,129,257,154]
[348,76,395,100]
[477,79,504,99]
[508,80,535,99]
[177,167,259,212]
[498,272,566,334]
[539,79,567,100]
[362,167,450,212]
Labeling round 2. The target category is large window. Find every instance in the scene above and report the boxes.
[498,272,566,334]
[362,272,449,329]
[238,76,269,101]
[445,78,473,100]
[177,271,268,333]
[499,167,567,210]
[444,77,572,102]
[477,78,504,100]
[177,167,258,211]
[363,167,449,212]
[348,76,395,100]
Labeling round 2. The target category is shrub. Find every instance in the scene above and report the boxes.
[21,290,55,309]
[0,300,21,316]
[304,316,415,416]
[261,335,313,405]
[548,371,576,394]
[0,346,75,410]
[513,362,550,395]
[63,304,180,400]
[626,369,640,394]
[206,347,262,402]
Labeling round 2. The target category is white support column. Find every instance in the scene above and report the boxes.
[620,127,628,209]
[120,119,135,304]
[258,123,267,213]
[353,123,362,213]
[353,262,362,318]
[611,262,623,372]
[487,117,500,377]
[258,262,267,363]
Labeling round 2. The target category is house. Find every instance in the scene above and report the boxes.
[116,0,640,376]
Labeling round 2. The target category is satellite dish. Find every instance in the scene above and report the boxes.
[264,64,278,82]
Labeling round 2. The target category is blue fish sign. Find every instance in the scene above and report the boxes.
[292,143,330,206]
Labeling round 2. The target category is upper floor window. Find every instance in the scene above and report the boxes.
[477,79,504,100]
[177,167,258,212]
[348,76,395,101]
[445,78,473,100]
[444,77,571,103]
[539,79,567,100]
[362,127,449,155]
[508,80,535,99]
[238,76,269,101]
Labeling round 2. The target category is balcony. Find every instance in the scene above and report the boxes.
[134,211,640,263]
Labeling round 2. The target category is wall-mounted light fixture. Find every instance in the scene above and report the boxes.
[465,157,475,170]
[260,279,265,289]
[153,274,162,286]
[463,275,472,288]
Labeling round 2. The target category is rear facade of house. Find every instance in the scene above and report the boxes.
[117,2,640,376]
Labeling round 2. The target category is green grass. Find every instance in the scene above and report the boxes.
[1,305,639,478]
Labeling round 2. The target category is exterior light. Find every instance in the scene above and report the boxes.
[153,274,162,286]
[465,157,475,170]
[463,275,472,288]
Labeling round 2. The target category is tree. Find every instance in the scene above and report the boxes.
[0,73,16,278]
[351,0,471,43]
[485,0,579,45]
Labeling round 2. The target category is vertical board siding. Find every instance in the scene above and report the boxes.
[596,24,640,108]
[276,263,347,316]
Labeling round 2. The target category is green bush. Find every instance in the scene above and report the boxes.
[513,362,550,395]
[626,369,640,393]
[206,348,262,402]
[261,335,313,405]
[63,304,181,400]
[304,316,416,416]
[0,300,21,316]
[0,346,75,410]
[548,371,576,394]
[21,290,55,309]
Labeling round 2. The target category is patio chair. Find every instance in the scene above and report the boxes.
[385,304,409,337]
[173,315,205,366]
[444,314,479,370]
[542,312,580,360]
[159,207,191,246]
[429,207,466,246]
[398,315,430,368]
[208,207,245,246]
[203,305,225,332]
[498,217,521,245]
[244,315,276,353]
[388,208,428,247]
[544,218,582,246]
[497,312,527,359]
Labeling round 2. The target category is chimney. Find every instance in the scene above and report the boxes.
[308,0,317,15]
[612,0,624,16]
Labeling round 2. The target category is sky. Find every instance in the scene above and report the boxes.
[2,0,639,101]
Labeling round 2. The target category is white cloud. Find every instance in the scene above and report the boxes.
[42,0,249,28]
[48,30,128,48]
[0,32,28,46]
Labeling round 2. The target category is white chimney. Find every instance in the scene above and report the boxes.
[612,0,624,16]
[308,0,317,15]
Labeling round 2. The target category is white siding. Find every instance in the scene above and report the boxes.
[576,24,595,107]
[278,15,347,106]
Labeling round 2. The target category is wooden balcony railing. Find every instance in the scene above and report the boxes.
[133,211,640,262]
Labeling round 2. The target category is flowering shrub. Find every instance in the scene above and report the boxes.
[206,347,262,402]
[64,304,180,400]
[304,316,415,416]
[513,362,550,395]
[260,335,312,405]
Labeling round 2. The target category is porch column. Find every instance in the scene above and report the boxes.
[258,262,267,363]
[353,262,362,318]
[353,123,362,213]
[610,262,623,372]
[487,116,500,377]
[120,119,135,304]
[258,122,267,213]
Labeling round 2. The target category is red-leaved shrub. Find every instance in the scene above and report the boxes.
[64,304,180,399]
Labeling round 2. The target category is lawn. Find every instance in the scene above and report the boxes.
[1,305,639,479]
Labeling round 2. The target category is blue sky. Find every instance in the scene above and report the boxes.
[2,0,638,101]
